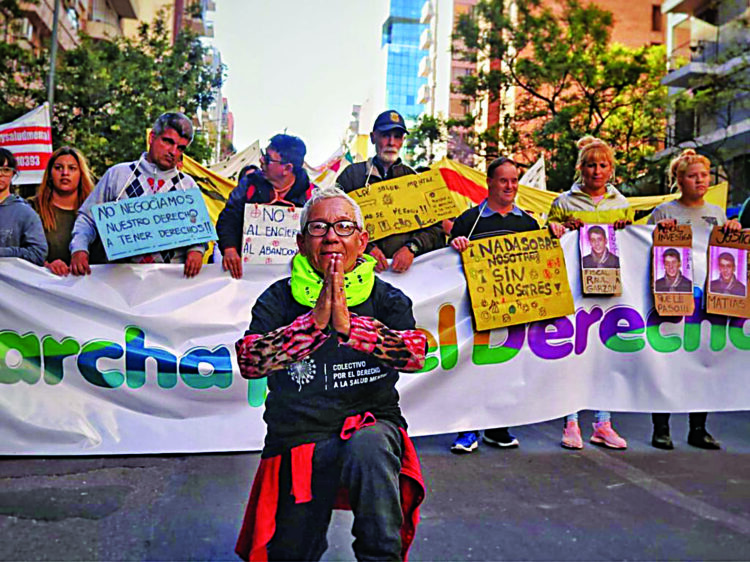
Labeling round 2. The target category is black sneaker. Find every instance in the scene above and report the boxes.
[687,428,721,450]
[651,427,674,450]
[483,427,519,448]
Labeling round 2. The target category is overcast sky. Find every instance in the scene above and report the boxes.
[212,1,389,165]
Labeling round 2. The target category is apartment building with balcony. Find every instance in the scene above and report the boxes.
[436,0,666,168]
[661,0,749,202]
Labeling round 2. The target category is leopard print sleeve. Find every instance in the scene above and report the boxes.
[235,311,330,379]
[342,314,426,372]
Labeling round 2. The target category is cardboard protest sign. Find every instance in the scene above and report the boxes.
[580,224,622,295]
[242,204,301,264]
[93,188,216,261]
[652,225,694,316]
[706,227,750,318]
[348,168,463,241]
[461,230,574,330]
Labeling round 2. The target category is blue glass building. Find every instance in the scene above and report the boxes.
[381,0,427,123]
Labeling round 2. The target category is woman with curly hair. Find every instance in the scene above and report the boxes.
[31,147,95,275]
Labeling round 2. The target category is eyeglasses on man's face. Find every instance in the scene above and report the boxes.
[0,167,16,177]
[304,220,360,237]
[261,149,286,165]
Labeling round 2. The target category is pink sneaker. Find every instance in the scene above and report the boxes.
[561,421,583,449]
[590,421,627,449]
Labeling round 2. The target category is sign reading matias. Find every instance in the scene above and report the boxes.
[461,230,574,330]
[349,168,464,241]
[706,226,750,318]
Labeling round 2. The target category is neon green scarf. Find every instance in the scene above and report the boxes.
[291,254,376,308]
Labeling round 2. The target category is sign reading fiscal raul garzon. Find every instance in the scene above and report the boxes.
[462,230,575,330]
[93,188,217,260]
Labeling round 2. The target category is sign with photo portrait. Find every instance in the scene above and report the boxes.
[461,230,574,330]
[652,225,694,316]
[706,227,750,318]
[579,224,621,295]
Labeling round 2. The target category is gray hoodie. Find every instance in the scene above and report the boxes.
[0,194,48,266]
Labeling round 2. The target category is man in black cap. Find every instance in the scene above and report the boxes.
[336,110,444,273]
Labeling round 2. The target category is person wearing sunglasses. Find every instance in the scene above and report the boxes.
[234,186,427,561]
[335,110,445,274]
[216,133,314,278]
[0,147,47,266]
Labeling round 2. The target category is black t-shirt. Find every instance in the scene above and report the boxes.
[451,205,540,240]
[247,277,416,457]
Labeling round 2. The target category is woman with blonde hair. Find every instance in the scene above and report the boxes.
[548,135,633,450]
[647,148,740,450]
[31,147,95,275]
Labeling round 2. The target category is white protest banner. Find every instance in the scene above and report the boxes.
[1,226,749,456]
[92,188,216,260]
[519,156,546,191]
[242,204,301,265]
[0,103,52,185]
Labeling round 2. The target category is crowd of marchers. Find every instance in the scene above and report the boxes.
[2,108,750,561]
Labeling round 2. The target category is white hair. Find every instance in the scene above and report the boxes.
[300,186,364,230]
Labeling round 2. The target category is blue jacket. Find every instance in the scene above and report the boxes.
[0,194,48,266]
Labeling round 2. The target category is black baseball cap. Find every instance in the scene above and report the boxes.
[372,110,408,134]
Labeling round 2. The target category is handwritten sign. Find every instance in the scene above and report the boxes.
[580,224,622,295]
[706,227,750,318]
[461,230,574,330]
[242,204,301,265]
[652,225,694,316]
[348,169,463,241]
[92,188,216,261]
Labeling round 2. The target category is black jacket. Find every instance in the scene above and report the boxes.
[216,169,313,253]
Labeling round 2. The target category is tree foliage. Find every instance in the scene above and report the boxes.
[404,114,448,166]
[0,0,46,124]
[52,11,222,175]
[665,12,750,201]
[0,2,222,176]
[452,0,668,192]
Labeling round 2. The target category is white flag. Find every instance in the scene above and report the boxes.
[520,156,546,190]
[0,103,53,185]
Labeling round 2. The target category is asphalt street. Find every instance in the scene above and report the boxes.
[2,411,749,561]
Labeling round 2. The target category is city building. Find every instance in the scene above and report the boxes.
[420,0,667,167]
[417,0,477,161]
[8,0,89,52]
[660,0,749,203]
[382,0,428,124]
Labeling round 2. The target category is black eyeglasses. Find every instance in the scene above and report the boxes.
[304,220,360,237]
[261,149,286,165]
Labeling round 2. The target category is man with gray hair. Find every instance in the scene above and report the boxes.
[234,186,426,561]
[70,112,206,277]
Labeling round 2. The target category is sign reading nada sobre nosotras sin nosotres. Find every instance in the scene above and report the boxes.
[461,230,575,330]
[92,189,216,261]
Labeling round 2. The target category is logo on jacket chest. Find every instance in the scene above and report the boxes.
[288,357,316,391]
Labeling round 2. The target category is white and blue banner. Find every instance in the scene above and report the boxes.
[1,226,748,455]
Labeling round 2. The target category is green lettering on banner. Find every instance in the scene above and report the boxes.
[600,308,645,353]
[179,348,232,389]
[645,312,682,353]
[728,319,750,350]
[41,336,81,385]
[77,340,124,388]
[0,331,41,384]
